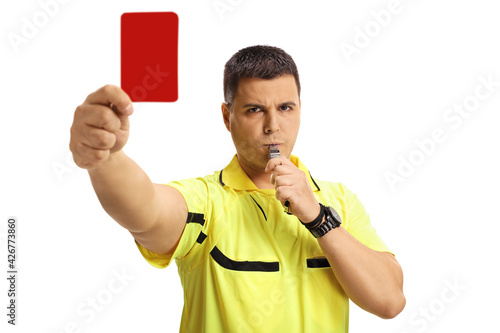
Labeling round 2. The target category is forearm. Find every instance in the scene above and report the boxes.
[88,150,160,233]
[318,226,405,319]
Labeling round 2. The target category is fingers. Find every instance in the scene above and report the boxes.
[268,158,319,222]
[73,142,111,169]
[82,126,117,150]
[85,84,134,117]
[271,165,299,208]
[273,171,301,201]
[265,156,291,173]
[78,104,122,132]
[275,186,292,203]
[73,104,122,147]
[270,162,308,209]
[271,164,299,185]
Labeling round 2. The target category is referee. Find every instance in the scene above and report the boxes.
[70,45,405,332]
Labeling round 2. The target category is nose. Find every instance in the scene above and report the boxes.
[264,109,279,134]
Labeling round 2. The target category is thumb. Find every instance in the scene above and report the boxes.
[118,113,130,132]
[111,102,134,118]
[265,156,282,173]
[110,103,132,132]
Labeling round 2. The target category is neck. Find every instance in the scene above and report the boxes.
[237,157,274,190]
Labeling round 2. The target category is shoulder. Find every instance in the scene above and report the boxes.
[167,170,225,194]
[314,180,354,205]
[166,171,230,215]
[313,180,363,226]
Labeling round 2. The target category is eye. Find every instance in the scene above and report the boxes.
[247,107,261,113]
[280,105,292,111]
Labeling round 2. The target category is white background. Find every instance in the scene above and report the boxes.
[1,0,499,332]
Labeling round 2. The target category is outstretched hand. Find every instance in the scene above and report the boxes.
[70,85,134,169]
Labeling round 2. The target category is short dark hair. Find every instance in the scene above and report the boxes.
[223,45,301,106]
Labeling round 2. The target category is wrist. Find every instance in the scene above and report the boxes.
[300,203,342,238]
[299,203,324,229]
[88,150,127,176]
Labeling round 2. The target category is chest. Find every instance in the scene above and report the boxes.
[213,193,325,269]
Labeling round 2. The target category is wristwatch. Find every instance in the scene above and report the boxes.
[303,203,342,238]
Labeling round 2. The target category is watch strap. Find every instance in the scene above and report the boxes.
[300,204,325,229]
[303,204,342,238]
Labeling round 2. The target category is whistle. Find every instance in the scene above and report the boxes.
[269,144,281,159]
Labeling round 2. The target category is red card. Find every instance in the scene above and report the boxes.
[121,12,178,102]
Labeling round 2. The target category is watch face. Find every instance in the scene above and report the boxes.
[327,206,341,224]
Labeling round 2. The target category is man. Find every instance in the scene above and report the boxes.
[70,45,405,332]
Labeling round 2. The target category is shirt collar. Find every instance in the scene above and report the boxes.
[219,154,320,192]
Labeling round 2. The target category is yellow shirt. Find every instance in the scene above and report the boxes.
[135,155,392,332]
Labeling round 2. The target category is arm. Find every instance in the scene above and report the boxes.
[266,157,405,319]
[317,226,405,319]
[70,85,187,255]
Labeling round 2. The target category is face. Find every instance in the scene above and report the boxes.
[222,74,301,174]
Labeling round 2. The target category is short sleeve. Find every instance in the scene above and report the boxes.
[341,184,393,255]
[135,240,174,268]
[134,175,224,269]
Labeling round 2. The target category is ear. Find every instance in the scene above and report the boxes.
[221,102,231,132]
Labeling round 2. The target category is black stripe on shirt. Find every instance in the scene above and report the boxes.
[187,212,205,226]
[249,195,267,221]
[306,257,331,268]
[210,246,279,272]
[196,231,208,244]
[219,170,225,186]
[309,171,321,191]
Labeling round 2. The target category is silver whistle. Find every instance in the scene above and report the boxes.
[269,144,281,159]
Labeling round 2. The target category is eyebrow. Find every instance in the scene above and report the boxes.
[242,101,297,108]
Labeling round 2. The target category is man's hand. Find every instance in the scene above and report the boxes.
[265,157,320,223]
[70,85,134,169]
